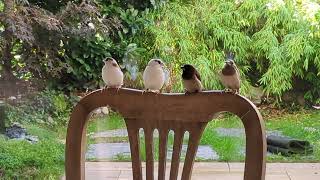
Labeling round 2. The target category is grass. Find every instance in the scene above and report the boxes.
[0,125,65,179]
[265,110,320,162]
[87,110,320,162]
[200,110,320,162]
[200,126,245,161]
[87,112,126,133]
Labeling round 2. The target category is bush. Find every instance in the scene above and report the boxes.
[51,1,151,91]
[137,0,320,101]
[6,90,79,127]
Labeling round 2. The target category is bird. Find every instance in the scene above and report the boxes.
[101,57,124,90]
[220,59,241,94]
[143,59,167,93]
[181,64,202,94]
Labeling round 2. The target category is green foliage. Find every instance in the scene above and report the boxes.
[138,0,320,100]
[0,2,3,11]
[52,1,151,90]
[201,119,245,161]
[0,0,121,81]
[6,90,79,127]
[0,133,64,179]
[60,35,115,90]
[87,113,126,133]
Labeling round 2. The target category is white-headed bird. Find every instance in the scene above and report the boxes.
[181,64,202,94]
[143,59,167,93]
[220,59,241,93]
[102,57,124,89]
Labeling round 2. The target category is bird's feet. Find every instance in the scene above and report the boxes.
[223,88,239,95]
[102,85,109,93]
[223,88,232,93]
[142,89,149,95]
[153,90,160,95]
[142,89,160,95]
[233,89,240,95]
[115,86,122,93]
[184,91,197,95]
[103,85,121,93]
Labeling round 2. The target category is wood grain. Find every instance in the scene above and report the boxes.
[144,127,154,180]
[65,88,266,180]
[169,128,184,180]
[158,128,169,180]
[125,119,143,180]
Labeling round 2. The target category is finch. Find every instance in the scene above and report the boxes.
[102,57,124,89]
[181,64,202,94]
[220,59,241,93]
[143,59,167,93]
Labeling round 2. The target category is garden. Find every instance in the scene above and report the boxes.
[0,0,320,179]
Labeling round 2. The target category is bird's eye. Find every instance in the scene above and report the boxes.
[156,60,161,64]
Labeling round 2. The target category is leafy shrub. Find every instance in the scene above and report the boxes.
[6,90,79,127]
[137,0,320,101]
[51,1,152,91]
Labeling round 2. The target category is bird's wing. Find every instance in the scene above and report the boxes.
[194,68,201,81]
[234,65,241,83]
[102,66,108,83]
[143,66,148,81]
[163,67,170,86]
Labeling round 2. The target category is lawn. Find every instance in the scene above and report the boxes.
[87,109,320,162]
[0,124,64,179]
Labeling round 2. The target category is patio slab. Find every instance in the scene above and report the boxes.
[62,162,320,180]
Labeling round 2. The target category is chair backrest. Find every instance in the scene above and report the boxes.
[65,88,266,180]
[125,119,207,180]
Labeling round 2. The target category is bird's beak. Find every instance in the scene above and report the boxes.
[180,66,184,70]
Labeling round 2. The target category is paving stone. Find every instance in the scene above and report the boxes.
[62,162,320,180]
[214,128,282,137]
[86,143,131,160]
[90,129,189,139]
[91,129,129,138]
[86,143,218,160]
[167,145,219,160]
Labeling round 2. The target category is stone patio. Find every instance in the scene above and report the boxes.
[62,162,320,180]
[86,143,219,160]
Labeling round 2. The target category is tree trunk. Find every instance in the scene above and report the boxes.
[0,101,5,133]
[1,0,16,81]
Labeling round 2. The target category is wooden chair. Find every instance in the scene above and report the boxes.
[65,88,266,180]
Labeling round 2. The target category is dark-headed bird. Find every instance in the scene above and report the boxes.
[181,64,202,94]
[220,60,241,93]
[102,57,124,89]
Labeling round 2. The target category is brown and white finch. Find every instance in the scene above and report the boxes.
[102,57,124,88]
[143,59,167,92]
[220,59,241,93]
[181,64,202,93]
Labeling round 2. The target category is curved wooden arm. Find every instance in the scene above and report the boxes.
[65,88,266,180]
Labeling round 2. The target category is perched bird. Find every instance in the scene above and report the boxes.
[181,64,202,94]
[102,57,124,89]
[143,59,167,93]
[220,59,241,93]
